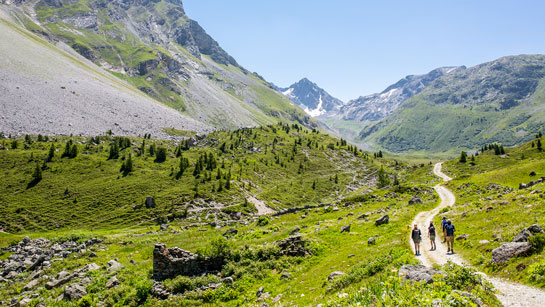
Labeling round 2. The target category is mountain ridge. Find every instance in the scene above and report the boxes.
[276,78,344,117]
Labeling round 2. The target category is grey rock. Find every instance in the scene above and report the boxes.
[492,242,532,264]
[160,224,169,231]
[23,278,40,291]
[398,265,443,284]
[456,234,469,241]
[221,277,234,284]
[105,276,119,288]
[357,213,369,220]
[340,225,351,233]
[409,195,423,205]
[256,286,265,298]
[64,283,87,301]
[107,260,123,272]
[280,272,291,280]
[327,271,345,281]
[290,227,300,235]
[375,215,389,226]
[222,229,238,237]
[368,236,376,245]
[513,229,533,242]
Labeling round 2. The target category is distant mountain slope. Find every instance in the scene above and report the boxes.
[276,78,343,117]
[359,55,545,153]
[0,8,207,138]
[340,66,464,121]
[0,0,313,131]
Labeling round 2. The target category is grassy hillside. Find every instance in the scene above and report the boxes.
[359,55,545,154]
[0,125,501,306]
[440,137,545,287]
[0,124,376,233]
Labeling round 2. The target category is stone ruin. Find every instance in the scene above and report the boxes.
[152,243,222,281]
[275,234,309,257]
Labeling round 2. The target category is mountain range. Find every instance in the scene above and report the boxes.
[0,0,313,138]
[282,55,545,154]
[275,78,343,117]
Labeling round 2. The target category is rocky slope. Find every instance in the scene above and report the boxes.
[0,7,208,138]
[276,78,344,117]
[359,55,545,153]
[0,0,313,134]
[340,66,464,121]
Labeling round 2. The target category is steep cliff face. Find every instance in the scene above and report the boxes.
[1,0,313,130]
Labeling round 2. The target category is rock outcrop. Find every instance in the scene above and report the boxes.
[398,265,444,284]
[152,243,222,280]
[491,242,532,264]
[275,235,309,257]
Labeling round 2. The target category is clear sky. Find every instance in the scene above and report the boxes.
[184,0,545,102]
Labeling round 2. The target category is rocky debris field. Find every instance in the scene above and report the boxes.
[0,236,104,305]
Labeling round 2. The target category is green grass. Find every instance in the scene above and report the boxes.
[438,138,545,288]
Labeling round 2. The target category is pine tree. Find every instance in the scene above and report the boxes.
[108,143,119,160]
[47,144,55,161]
[500,145,505,155]
[69,144,78,158]
[139,140,145,156]
[459,151,467,163]
[225,170,231,190]
[32,163,42,183]
[11,140,18,149]
[538,139,542,152]
[312,180,316,190]
[149,144,156,157]
[334,174,339,184]
[393,175,400,186]
[121,154,133,176]
[378,166,390,188]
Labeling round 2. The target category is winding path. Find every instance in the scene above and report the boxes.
[411,162,545,307]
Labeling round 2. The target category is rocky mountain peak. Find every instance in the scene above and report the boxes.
[277,78,343,117]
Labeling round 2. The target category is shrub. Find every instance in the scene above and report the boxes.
[529,233,545,254]
[166,275,221,294]
[256,216,269,226]
[529,261,545,283]
[155,146,167,162]
[134,279,153,303]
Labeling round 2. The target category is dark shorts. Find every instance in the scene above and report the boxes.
[413,238,421,244]
[430,235,436,241]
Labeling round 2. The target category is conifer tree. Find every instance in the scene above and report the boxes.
[538,139,542,152]
[459,151,467,163]
[11,140,18,149]
[155,146,167,162]
[32,163,42,183]
[47,144,55,161]
[378,166,390,188]
[108,143,120,160]
[334,174,339,184]
[312,180,316,190]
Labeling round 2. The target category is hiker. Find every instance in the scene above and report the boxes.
[445,220,456,254]
[428,221,436,251]
[441,216,447,243]
[411,224,422,256]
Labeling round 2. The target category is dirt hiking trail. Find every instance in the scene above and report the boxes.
[410,162,545,307]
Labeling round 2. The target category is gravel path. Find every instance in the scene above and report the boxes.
[411,163,545,307]
[247,196,276,215]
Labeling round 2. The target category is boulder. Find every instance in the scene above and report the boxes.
[398,265,443,284]
[340,225,351,233]
[527,224,544,234]
[289,227,300,235]
[280,272,291,280]
[105,276,119,288]
[45,274,75,289]
[479,240,490,245]
[276,235,308,257]
[456,234,469,241]
[256,286,265,298]
[107,260,123,272]
[327,271,345,281]
[375,215,389,226]
[64,283,87,301]
[23,279,40,291]
[357,213,369,220]
[530,171,537,176]
[409,196,423,205]
[519,183,528,189]
[222,229,238,237]
[491,242,532,264]
[368,236,376,245]
[513,229,532,242]
[160,224,170,231]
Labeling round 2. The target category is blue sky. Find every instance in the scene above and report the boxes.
[184,1,545,101]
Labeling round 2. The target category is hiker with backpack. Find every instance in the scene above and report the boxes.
[445,219,456,254]
[411,224,422,256]
[428,221,437,251]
